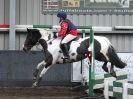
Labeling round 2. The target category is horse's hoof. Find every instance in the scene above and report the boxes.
[32,84,38,88]
[32,85,37,88]
[102,66,108,72]
[110,71,117,78]
[32,82,38,88]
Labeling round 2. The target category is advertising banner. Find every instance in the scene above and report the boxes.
[42,0,133,14]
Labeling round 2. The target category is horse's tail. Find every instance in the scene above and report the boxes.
[107,46,127,68]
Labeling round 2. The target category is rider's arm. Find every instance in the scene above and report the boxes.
[56,22,68,37]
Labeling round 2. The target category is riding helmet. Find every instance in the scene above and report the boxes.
[57,11,67,19]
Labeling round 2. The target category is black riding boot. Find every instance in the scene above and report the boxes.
[60,43,70,61]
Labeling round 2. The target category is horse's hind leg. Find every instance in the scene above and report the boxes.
[33,61,46,81]
[110,64,117,78]
[32,66,50,87]
[102,62,117,78]
[102,62,108,72]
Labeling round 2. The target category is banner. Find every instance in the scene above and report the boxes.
[42,0,59,9]
[42,0,133,14]
[72,53,133,82]
[62,0,80,7]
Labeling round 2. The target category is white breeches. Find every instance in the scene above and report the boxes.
[61,34,77,44]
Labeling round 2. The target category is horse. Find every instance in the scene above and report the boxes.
[23,28,126,87]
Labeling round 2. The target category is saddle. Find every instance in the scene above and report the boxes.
[61,36,80,51]
[49,36,80,51]
[60,36,80,63]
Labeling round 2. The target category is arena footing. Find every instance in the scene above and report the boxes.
[0,86,105,99]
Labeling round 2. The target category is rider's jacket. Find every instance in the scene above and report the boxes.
[57,19,78,37]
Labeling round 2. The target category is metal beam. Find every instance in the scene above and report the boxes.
[9,0,16,50]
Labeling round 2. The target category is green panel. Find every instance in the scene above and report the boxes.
[116,75,127,80]
[104,73,127,80]
[94,79,104,85]
[33,25,52,28]
[33,25,92,29]
[128,88,133,95]
[113,82,123,87]
[78,30,90,33]
[113,92,122,98]
[76,26,92,29]
[104,73,112,78]
[88,28,95,97]
[109,86,113,91]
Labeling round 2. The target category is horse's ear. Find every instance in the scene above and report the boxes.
[27,28,30,33]
[27,28,31,33]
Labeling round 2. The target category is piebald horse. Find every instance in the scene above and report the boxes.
[23,28,126,87]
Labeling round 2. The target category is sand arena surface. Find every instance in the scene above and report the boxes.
[0,86,85,99]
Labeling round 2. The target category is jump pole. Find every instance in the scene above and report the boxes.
[80,30,86,75]
[88,28,95,96]
[76,26,95,97]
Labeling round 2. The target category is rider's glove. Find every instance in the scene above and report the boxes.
[53,33,58,38]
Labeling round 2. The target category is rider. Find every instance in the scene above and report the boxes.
[56,11,78,60]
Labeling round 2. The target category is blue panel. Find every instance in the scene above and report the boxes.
[0,51,71,87]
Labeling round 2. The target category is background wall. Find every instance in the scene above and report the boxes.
[0,0,133,26]
[0,0,133,52]
[0,51,71,87]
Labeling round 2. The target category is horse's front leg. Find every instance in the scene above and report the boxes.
[33,61,46,81]
[32,66,50,87]
[102,62,108,73]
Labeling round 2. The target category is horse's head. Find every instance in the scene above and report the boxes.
[23,28,51,52]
